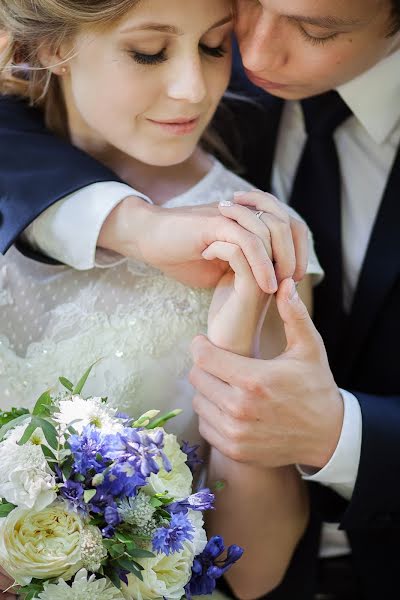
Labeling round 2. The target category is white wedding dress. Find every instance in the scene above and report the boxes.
[0,158,322,598]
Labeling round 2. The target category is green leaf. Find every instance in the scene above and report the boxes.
[32,390,53,417]
[0,413,31,442]
[59,376,74,392]
[33,417,58,449]
[0,407,30,428]
[108,543,125,558]
[17,419,36,446]
[125,546,155,559]
[104,568,122,589]
[146,409,182,430]
[73,361,100,395]
[115,531,133,544]
[117,558,144,580]
[0,501,17,517]
[41,444,56,461]
[84,489,97,504]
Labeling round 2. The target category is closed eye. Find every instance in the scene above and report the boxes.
[200,43,228,58]
[130,50,167,65]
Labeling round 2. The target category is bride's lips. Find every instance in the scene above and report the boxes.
[147,116,200,135]
[245,69,288,90]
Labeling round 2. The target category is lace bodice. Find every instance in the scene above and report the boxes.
[0,159,322,446]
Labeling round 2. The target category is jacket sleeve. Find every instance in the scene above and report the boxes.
[339,392,400,529]
[0,95,121,254]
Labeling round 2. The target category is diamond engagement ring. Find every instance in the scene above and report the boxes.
[255,210,265,220]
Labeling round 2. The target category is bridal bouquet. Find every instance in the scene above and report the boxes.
[0,367,242,600]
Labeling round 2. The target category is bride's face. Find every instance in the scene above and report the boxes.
[58,0,233,167]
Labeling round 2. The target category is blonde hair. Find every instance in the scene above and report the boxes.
[0,0,140,135]
[0,0,239,166]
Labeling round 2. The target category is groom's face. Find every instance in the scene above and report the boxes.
[236,0,400,98]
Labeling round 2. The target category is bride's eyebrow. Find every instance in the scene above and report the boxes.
[120,15,232,36]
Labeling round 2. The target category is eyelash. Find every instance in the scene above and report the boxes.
[298,27,339,46]
[130,43,227,66]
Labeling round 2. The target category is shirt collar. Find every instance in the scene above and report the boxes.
[337,48,400,144]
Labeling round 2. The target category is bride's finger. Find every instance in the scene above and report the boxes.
[218,201,273,259]
[219,201,296,282]
[232,190,290,221]
[202,241,259,295]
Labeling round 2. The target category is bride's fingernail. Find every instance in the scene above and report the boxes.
[233,191,246,198]
[219,200,234,207]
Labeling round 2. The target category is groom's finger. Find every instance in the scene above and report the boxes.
[191,335,265,387]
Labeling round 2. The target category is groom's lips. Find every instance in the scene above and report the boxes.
[245,69,288,90]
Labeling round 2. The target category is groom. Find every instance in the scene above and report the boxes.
[0,0,399,599]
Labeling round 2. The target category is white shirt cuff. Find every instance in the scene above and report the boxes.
[23,182,152,270]
[297,390,362,501]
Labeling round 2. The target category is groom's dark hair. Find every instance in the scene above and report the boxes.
[389,0,400,33]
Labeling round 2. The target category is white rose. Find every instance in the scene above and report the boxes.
[122,511,207,600]
[0,425,56,510]
[0,502,83,585]
[145,433,193,498]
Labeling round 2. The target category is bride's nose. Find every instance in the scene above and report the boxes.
[167,55,207,104]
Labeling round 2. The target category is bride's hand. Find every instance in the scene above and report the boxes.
[218,190,309,285]
[0,567,17,599]
[205,241,271,358]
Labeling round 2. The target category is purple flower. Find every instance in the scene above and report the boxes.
[152,513,195,555]
[60,479,86,513]
[185,536,244,598]
[69,425,119,475]
[181,441,203,473]
[166,489,215,515]
[104,504,121,527]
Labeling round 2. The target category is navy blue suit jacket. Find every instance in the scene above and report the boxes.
[1,65,400,598]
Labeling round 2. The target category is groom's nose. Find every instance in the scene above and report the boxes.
[237,11,288,75]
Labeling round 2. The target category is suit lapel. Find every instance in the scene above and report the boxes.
[336,147,400,382]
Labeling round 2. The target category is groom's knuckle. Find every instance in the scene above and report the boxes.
[242,373,265,396]
[228,400,248,421]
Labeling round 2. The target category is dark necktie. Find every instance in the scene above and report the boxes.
[290,91,352,363]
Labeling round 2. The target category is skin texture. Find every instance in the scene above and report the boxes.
[39,0,309,293]
[236,0,400,99]
[191,278,344,470]
[188,0,400,474]
[0,1,310,596]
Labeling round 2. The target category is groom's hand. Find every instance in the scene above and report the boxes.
[98,194,308,293]
[190,278,344,469]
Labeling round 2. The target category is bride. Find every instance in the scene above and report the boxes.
[0,0,322,597]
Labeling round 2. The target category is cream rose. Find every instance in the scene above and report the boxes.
[121,511,207,600]
[0,502,83,586]
[145,432,193,498]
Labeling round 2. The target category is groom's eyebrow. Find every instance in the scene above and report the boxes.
[286,14,365,29]
[120,15,232,36]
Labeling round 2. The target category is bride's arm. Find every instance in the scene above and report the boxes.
[202,244,310,599]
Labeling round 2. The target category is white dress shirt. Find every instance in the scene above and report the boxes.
[274,48,400,499]
[24,49,400,505]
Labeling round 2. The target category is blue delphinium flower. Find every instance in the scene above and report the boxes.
[69,425,122,475]
[185,536,244,598]
[152,513,195,555]
[181,441,203,473]
[166,489,215,515]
